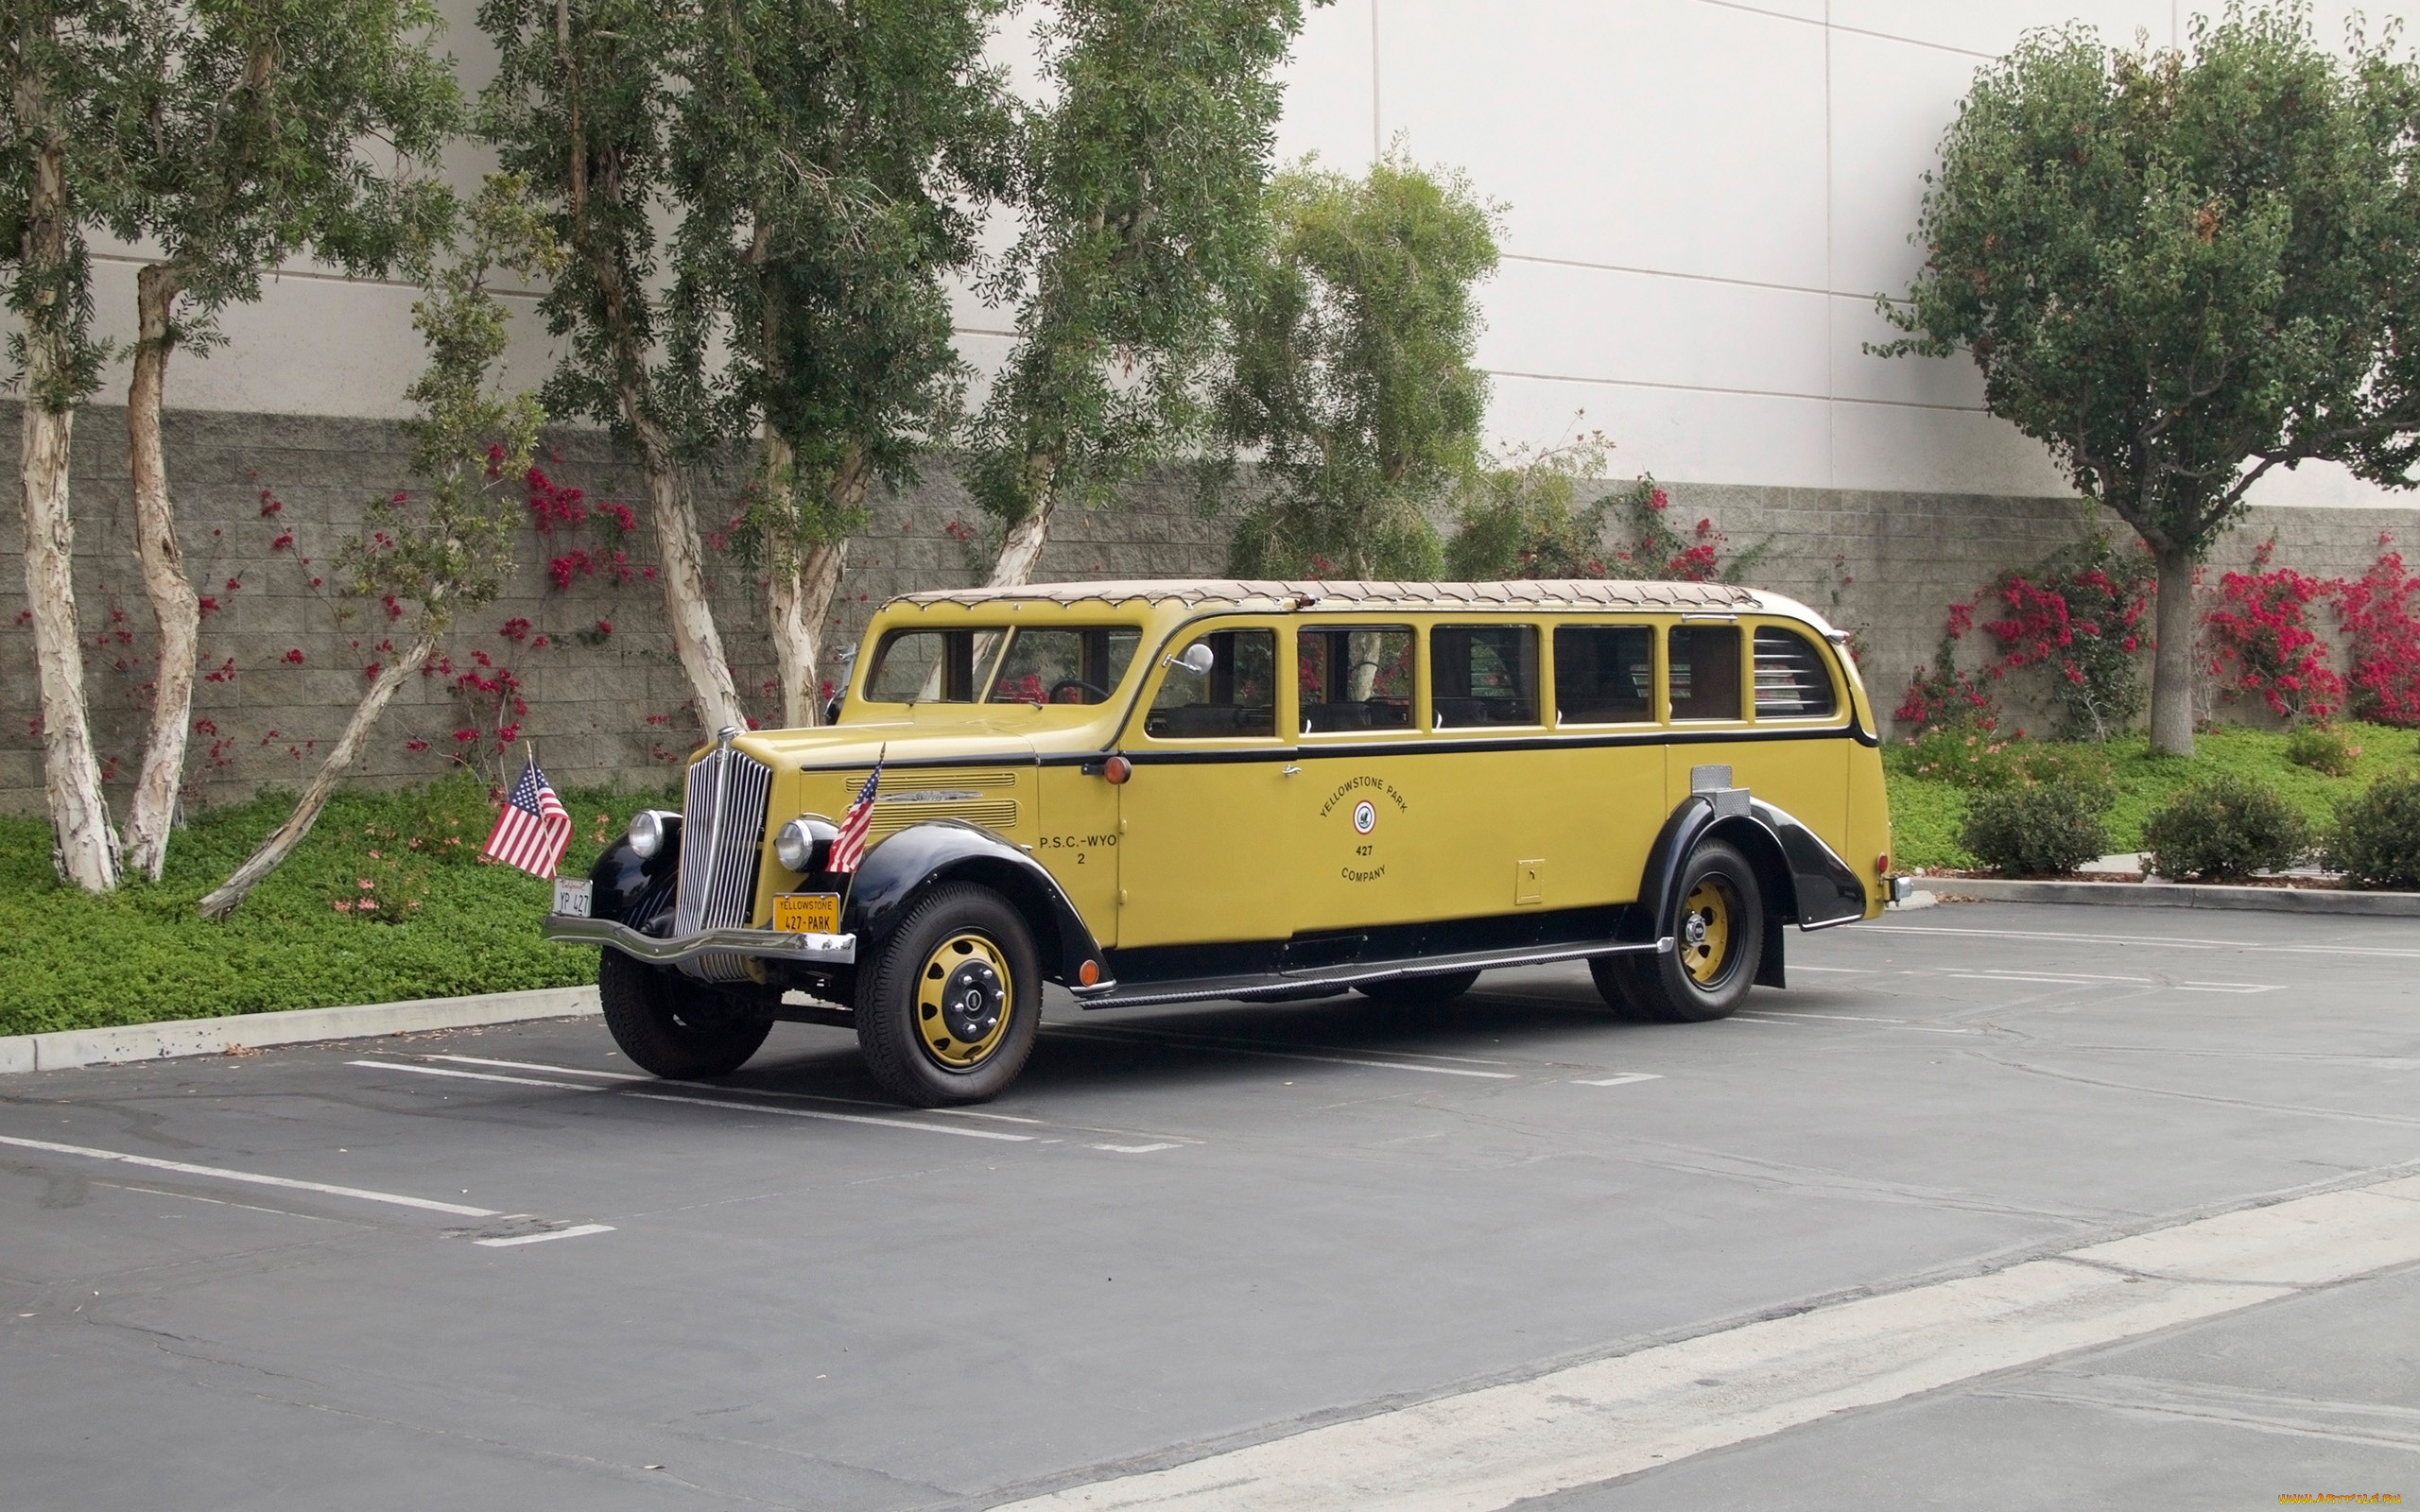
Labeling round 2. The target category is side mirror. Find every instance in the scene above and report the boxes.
[1167,642,1216,677]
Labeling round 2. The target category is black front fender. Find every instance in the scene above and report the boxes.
[835,820,1105,987]
[587,834,677,933]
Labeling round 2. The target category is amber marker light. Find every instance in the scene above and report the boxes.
[1103,755,1132,784]
[1079,960,1100,987]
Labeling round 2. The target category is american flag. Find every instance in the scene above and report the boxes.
[483,759,573,879]
[826,761,882,875]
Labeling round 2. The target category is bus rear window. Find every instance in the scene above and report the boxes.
[1753,627,1838,718]
[1668,626,1742,721]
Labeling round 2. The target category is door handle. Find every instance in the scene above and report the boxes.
[1281,765,1302,777]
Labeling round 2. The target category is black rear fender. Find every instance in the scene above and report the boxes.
[1633,792,1867,989]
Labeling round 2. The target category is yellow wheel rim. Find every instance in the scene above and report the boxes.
[915,932,1015,1069]
[1679,878,1736,986]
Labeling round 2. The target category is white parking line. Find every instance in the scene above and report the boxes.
[0,1134,498,1217]
[992,1173,2420,1512]
[1574,1073,1662,1088]
[350,1060,591,1091]
[1090,1143,1182,1155]
[626,1091,1033,1142]
[475,1224,615,1248]
[1868,923,2420,961]
[428,1055,648,1081]
[1048,1027,1517,1078]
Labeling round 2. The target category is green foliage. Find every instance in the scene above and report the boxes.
[1960,782,2113,876]
[970,0,1308,537]
[1223,152,1500,578]
[342,174,562,639]
[2325,771,2420,889]
[0,776,673,1037]
[1887,723,2117,805]
[103,0,461,347]
[1443,432,1616,580]
[1886,722,2411,871]
[2142,773,2310,880]
[1875,7,2420,747]
[477,0,696,450]
[0,0,143,409]
[669,0,1011,564]
[2286,721,2362,777]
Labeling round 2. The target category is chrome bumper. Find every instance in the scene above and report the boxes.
[1888,875,1916,904]
[541,914,857,967]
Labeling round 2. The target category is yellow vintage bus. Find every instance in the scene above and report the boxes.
[544,579,1905,1105]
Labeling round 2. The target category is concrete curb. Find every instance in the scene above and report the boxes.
[1927,877,2420,917]
[0,985,600,1075]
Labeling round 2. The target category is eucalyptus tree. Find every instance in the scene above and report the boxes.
[110,0,457,881]
[1876,7,2420,756]
[1220,154,1500,579]
[670,0,1011,728]
[3,0,142,891]
[201,175,560,919]
[967,0,1309,588]
[478,0,745,737]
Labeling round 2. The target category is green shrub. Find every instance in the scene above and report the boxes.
[2007,744,2118,811]
[2325,772,2420,890]
[2142,775,2309,881]
[2285,722,2361,777]
[1959,783,2112,876]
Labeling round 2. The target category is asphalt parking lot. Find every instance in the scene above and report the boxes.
[5,902,2418,1510]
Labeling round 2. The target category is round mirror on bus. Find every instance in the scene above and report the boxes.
[1170,642,1216,676]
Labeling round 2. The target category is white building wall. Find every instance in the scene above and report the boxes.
[37,0,2420,509]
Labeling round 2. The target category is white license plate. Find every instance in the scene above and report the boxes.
[551,878,594,918]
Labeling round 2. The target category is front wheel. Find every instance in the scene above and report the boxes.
[1592,839,1764,1023]
[598,950,773,1078]
[855,884,1041,1106]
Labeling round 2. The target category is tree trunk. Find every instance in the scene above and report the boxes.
[2149,545,2198,758]
[763,440,862,729]
[984,462,1059,588]
[631,417,745,736]
[14,63,118,894]
[20,396,119,892]
[125,263,200,881]
[199,636,437,919]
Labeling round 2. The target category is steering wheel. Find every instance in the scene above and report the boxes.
[1051,678,1114,704]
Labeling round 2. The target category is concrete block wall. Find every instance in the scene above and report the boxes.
[3,403,2413,816]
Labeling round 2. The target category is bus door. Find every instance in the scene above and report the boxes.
[1115,624,1294,948]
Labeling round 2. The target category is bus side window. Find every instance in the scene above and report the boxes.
[1667,626,1742,721]
[1145,629,1276,737]
[1753,627,1838,718]
[1552,626,1653,724]
[1430,626,1539,729]
[1298,627,1414,733]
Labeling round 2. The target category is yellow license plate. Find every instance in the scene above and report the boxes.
[773,893,841,934]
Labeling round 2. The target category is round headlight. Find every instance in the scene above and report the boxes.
[775,816,835,873]
[627,809,678,860]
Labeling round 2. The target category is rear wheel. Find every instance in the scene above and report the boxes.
[598,949,773,1078]
[1357,971,1481,1007]
[856,884,1041,1107]
[1591,839,1763,1023]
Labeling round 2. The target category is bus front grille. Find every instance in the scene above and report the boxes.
[674,745,772,981]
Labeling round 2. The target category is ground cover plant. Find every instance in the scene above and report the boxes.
[1887,722,2417,872]
[0,774,670,1039]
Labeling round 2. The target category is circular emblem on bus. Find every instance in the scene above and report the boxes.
[1352,800,1376,834]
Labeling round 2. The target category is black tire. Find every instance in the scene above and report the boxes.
[855,884,1041,1107]
[1591,839,1764,1023]
[1357,971,1481,1007]
[598,949,774,1078]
